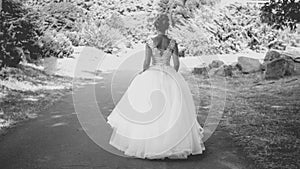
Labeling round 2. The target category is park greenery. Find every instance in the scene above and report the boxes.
[261,0,300,30]
[1,0,300,68]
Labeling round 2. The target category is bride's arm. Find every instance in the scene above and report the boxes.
[172,42,180,72]
[142,43,152,72]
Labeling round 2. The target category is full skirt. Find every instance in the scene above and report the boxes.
[107,65,205,159]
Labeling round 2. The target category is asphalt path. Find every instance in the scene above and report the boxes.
[0,71,254,169]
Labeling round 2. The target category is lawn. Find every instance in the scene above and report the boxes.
[183,71,300,169]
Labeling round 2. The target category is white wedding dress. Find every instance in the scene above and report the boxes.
[107,38,205,159]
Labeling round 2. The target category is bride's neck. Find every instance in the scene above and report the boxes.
[156,30,166,35]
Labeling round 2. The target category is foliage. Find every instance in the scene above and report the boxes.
[157,0,219,11]
[261,0,300,30]
[37,2,86,32]
[184,0,220,10]
[81,18,125,51]
[156,0,221,21]
[168,3,299,56]
[22,0,152,47]
[40,31,74,58]
[105,13,127,33]
[64,31,82,47]
[0,0,76,70]
[0,0,41,68]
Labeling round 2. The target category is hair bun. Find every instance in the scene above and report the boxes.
[154,13,170,32]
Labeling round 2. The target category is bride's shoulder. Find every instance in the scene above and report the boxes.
[169,39,176,48]
[145,36,155,47]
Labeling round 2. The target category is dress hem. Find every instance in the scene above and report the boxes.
[107,118,205,159]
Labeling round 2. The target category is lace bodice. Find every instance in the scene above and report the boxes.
[146,38,176,66]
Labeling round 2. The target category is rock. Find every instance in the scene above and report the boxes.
[294,62,300,75]
[230,62,241,70]
[281,46,300,62]
[208,68,218,77]
[193,66,208,76]
[282,56,300,75]
[208,65,233,77]
[208,60,224,69]
[237,56,262,73]
[281,46,300,75]
[223,65,233,77]
[229,62,242,76]
[264,50,281,62]
[265,58,295,80]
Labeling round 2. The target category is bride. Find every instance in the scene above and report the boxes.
[107,13,205,159]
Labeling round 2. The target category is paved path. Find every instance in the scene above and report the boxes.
[0,71,254,169]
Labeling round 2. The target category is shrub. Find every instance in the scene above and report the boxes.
[81,18,124,51]
[168,3,299,56]
[36,2,86,32]
[0,0,41,68]
[261,0,300,30]
[40,31,74,58]
[64,31,82,47]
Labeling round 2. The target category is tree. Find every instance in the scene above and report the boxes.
[0,0,41,67]
[261,0,300,30]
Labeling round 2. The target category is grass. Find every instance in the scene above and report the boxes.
[182,71,300,169]
[225,75,300,169]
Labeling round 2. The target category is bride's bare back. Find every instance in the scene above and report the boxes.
[142,35,180,72]
[153,35,171,51]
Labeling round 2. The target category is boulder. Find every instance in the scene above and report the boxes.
[193,66,208,76]
[281,46,300,75]
[281,46,300,62]
[264,50,281,62]
[209,60,224,69]
[223,65,234,77]
[294,62,300,75]
[237,56,262,73]
[208,68,218,77]
[231,62,241,70]
[265,58,295,80]
[208,65,233,77]
[229,62,242,76]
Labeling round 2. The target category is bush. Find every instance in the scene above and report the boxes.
[0,0,41,68]
[261,0,300,30]
[168,3,299,56]
[21,0,155,49]
[38,2,86,32]
[81,18,124,51]
[40,31,74,58]
[64,31,82,47]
